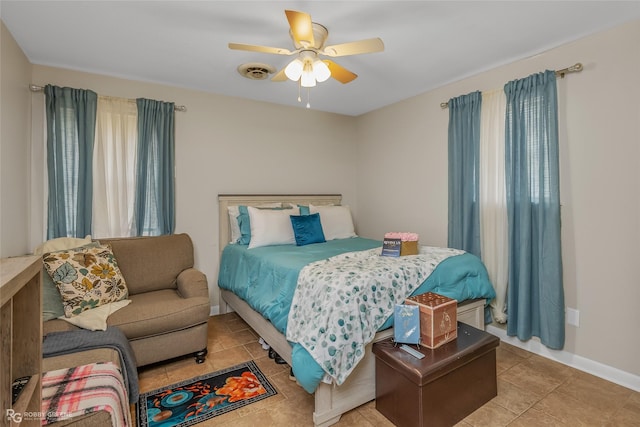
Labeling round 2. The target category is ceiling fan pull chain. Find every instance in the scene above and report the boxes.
[306,87,311,109]
[297,79,302,103]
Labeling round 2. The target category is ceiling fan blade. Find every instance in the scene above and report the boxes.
[271,67,288,82]
[323,60,357,84]
[228,43,292,55]
[322,38,384,57]
[285,10,314,48]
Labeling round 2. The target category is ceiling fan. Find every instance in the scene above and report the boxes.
[229,10,384,88]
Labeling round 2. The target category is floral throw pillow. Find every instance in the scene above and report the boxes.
[43,244,128,317]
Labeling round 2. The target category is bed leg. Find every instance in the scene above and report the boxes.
[313,382,343,427]
[219,291,230,314]
[194,348,208,364]
[313,414,341,427]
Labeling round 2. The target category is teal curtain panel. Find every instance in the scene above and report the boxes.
[504,70,565,349]
[44,85,97,239]
[447,91,482,257]
[134,98,176,236]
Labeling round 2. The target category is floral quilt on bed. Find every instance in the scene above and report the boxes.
[286,246,463,385]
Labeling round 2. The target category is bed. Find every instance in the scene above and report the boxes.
[217,194,496,426]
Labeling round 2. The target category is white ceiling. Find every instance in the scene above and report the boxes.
[3,1,640,116]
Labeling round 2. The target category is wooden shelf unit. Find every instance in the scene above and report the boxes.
[1,255,42,427]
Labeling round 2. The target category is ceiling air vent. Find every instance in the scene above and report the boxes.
[237,63,275,80]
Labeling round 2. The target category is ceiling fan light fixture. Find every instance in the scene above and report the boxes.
[284,58,304,81]
[313,59,331,82]
[300,61,316,87]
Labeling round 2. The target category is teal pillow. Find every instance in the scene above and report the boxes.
[290,213,326,246]
[298,205,310,215]
[237,205,251,245]
[42,268,65,321]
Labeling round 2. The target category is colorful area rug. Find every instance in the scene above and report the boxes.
[137,360,277,427]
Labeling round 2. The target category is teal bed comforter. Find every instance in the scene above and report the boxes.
[217,237,495,393]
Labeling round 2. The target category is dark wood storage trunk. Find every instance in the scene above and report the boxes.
[373,322,500,427]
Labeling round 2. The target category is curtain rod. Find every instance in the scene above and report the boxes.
[439,62,583,109]
[28,84,187,112]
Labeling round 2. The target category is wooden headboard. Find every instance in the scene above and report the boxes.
[217,194,342,256]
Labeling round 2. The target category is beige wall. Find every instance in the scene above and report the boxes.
[27,65,359,309]
[355,20,640,377]
[0,21,32,257]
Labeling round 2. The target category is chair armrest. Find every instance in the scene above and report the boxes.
[176,268,209,299]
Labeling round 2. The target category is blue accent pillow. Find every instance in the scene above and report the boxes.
[237,205,251,244]
[290,213,326,246]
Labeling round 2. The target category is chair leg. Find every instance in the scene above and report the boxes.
[195,348,208,364]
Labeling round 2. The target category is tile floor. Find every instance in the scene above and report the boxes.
[135,313,640,426]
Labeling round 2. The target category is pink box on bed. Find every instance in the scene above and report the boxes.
[405,292,457,349]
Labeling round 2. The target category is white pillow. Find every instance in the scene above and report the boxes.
[59,300,131,331]
[34,235,92,255]
[227,203,281,244]
[247,206,297,249]
[309,204,357,240]
[228,206,242,243]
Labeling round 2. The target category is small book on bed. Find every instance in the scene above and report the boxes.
[381,238,402,257]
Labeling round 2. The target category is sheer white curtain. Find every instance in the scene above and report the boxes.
[479,89,509,323]
[92,96,137,238]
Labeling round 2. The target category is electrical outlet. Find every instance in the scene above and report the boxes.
[566,308,580,327]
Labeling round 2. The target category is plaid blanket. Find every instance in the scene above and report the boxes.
[43,326,139,403]
[42,362,131,427]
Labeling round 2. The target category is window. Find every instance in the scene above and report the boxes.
[45,85,175,239]
[448,70,564,349]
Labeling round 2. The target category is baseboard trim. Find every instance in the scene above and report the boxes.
[210,305,220,316]
[487,325,640,392]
